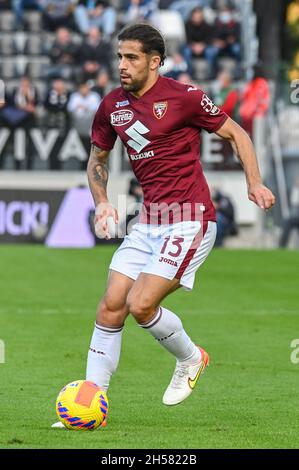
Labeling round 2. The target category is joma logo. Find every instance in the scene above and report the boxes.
[159,256,178,267]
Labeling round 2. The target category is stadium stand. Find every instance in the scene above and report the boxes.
[0,0,245,174]
[2,0,281,248]
[0,1,243,110]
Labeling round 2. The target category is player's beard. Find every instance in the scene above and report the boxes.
[120,69,149,93]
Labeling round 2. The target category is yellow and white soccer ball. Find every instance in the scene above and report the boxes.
[56,380,108,430]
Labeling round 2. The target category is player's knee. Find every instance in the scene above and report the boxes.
[127,296,156,323]
[96,297,126,327]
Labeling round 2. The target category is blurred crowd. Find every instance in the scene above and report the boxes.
[0,0,279,246]
[0,1,270,147]
[0,65,270,141]
[0,1,244,79]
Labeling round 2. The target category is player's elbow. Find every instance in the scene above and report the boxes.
[217,117,247,142]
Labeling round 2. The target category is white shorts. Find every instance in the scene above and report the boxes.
[109,220,217,291]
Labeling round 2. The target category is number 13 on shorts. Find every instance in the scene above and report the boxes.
[160,235,185,258]
[142,221,207,285]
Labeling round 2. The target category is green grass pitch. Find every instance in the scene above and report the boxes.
[0,245,298,449]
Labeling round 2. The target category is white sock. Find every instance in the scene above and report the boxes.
[140,307,201,363]
[86,323,123,391]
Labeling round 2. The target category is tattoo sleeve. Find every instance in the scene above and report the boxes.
[87,144,110,205]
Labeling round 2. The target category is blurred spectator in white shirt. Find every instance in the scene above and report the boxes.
[67,81,101,136]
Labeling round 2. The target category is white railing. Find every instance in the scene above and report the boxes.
[240,0,259,80]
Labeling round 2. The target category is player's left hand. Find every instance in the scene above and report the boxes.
[248,183,276,210]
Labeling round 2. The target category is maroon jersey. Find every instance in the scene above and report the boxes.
[91,76,228,223]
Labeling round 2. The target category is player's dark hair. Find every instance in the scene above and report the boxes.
[118,23,166,67]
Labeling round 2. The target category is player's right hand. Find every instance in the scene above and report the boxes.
[94,202,119,240]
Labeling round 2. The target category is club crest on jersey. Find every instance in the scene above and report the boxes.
[110,109,134,126]
[153,101,168,119]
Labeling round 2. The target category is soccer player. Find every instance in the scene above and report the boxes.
[53,23,275,428]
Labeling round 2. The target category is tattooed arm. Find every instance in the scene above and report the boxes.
[87,144,118,239]
[87,144,110,205]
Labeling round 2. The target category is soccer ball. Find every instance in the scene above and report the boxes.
[56,380,108,430]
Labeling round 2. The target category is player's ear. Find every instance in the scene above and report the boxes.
[150,54,161,71]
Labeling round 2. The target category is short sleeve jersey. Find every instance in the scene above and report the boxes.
[91,76,228,223]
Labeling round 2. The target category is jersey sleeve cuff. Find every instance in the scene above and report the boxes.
[90,140,114,151]
[207,113,229,134]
